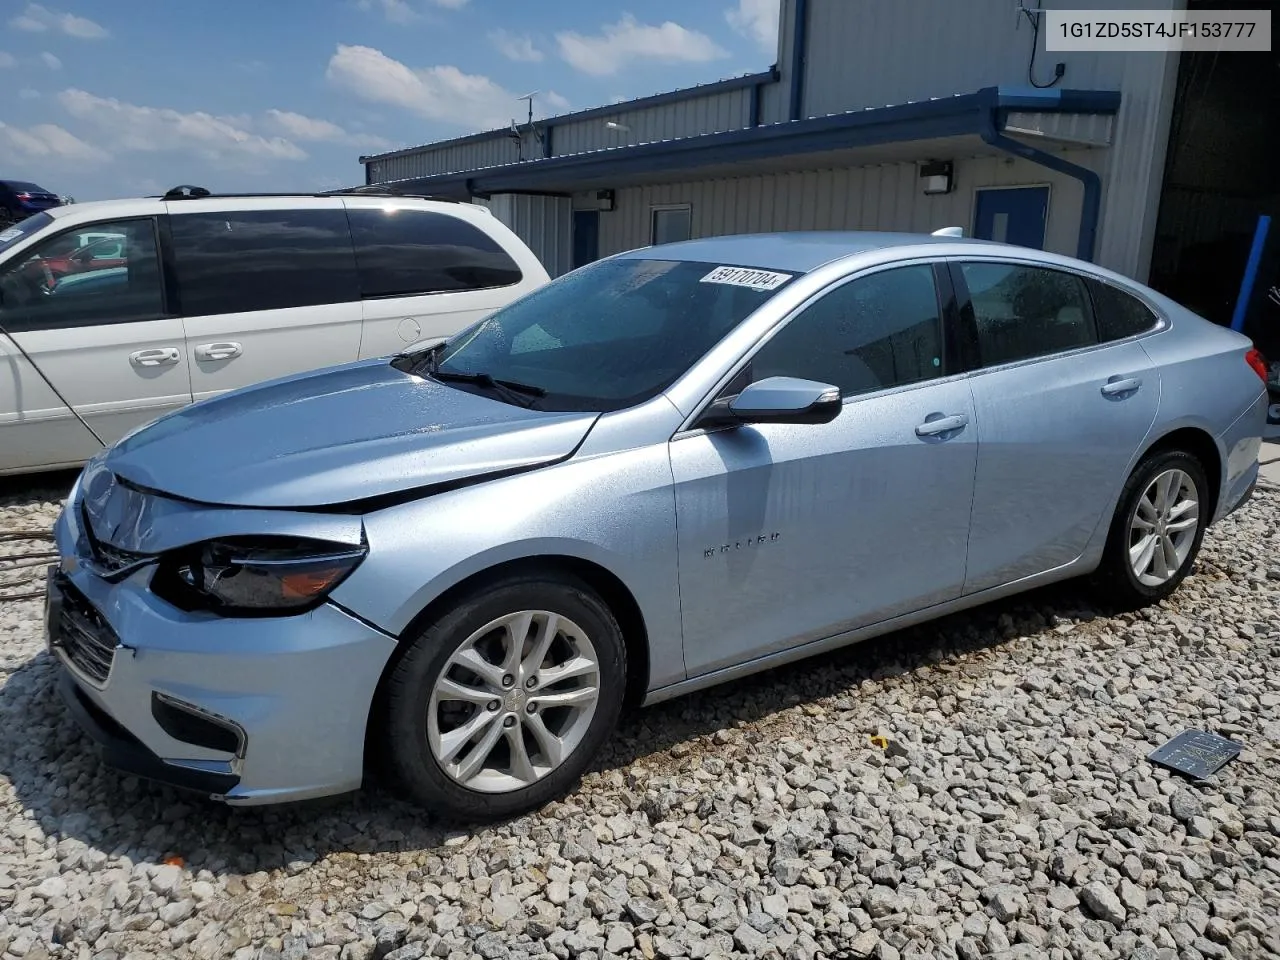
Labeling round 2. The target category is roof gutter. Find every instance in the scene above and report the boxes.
[979,88,1110,262]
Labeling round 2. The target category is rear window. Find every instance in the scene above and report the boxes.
[4,181,48,193]
[348,207,523,298]
[170,208,360,317]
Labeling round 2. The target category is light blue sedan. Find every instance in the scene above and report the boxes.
[48,232,1267,819]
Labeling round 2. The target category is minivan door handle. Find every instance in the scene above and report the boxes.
[194,341,243,362]
[915,413,969,438]
[129,347,181,367]
[1101,376,1142,397]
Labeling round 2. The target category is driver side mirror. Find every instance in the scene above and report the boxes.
[698,376,843,429]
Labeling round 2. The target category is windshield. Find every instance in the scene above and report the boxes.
[433,258,797,412]
[0,212,53,257]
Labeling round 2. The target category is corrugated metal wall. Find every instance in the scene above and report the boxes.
[485,194,573,279]
[596,150,1102,261]
[552,90,753,155]
[798,0,1184,280]
[371,136,524,181]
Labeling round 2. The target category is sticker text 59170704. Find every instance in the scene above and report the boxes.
[700,266,792,292]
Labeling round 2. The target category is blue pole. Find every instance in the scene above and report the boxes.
[1231,214,1271,332]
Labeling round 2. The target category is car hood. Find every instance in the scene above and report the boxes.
[103,358,599,509]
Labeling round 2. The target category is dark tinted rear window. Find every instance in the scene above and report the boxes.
[4,181,48,193]
[348,207,522,298]
[170,209,360,317]
[1088,279,1159,341]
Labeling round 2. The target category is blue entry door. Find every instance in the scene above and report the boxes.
[573,210,600,269]
[974,187,1049,249]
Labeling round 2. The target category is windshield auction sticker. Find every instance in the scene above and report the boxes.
[700,266,792,291]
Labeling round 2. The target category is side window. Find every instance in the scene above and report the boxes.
[747,264,944,397]
[1088,278,1159,341]
[0,218,163,331]
[959,262,1095,367]
[347,207,523,298]
[170,208,359,317]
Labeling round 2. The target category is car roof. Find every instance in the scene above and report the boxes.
[613,231,1010,274]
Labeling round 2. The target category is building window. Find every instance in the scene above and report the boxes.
[651,206,691,246]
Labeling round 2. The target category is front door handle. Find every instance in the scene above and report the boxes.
[915,413,969,438]
[194,341,243,362]
[129,347,181,367]
[1101,376,1142,397]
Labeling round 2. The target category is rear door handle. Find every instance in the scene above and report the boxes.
[194,341,243,362]
[915,413,969,437]
[1101,376,1142,397]
[129,347,181,367]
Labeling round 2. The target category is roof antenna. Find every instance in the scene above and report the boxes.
[932,226,964,238]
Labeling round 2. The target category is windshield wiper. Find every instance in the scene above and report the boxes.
[432,369,547,407]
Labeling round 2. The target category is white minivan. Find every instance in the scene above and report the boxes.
[0,188,550,475]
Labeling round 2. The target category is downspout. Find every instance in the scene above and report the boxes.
[788,0,809,122]
[978,103,1102,263]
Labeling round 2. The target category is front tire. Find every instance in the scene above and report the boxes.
[379,574,626,821]
[1092,449,1209,609]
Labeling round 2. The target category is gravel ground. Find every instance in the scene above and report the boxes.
[1,473,1279,960]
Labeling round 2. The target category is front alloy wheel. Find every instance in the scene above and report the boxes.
[379,574,626,821]
[427,610,601,793]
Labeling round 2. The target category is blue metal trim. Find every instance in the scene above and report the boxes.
[360,68,782,165]
[1231,215,1271,332]
[373,86,1121,218]
[789,0,809,122]
[978,98,1105,262]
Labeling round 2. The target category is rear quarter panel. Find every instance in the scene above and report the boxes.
[1136,300,1265,520]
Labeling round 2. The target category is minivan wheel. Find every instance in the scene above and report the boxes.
[1092,450,1209,609]
[380,574,626,821]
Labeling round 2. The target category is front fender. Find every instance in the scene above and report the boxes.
[328,442,686,690]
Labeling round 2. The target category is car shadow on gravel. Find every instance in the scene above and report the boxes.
[1,570,1130,874]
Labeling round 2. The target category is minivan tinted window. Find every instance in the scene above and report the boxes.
[170,209,360,317]
[348,207,523,298]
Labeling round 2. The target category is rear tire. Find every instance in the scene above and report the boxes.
[379,574,626,822]
[0,207,13,227]
[1091,449,1209,609]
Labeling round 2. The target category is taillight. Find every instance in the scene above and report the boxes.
[1245,348,1268,383]
[15,192,31,201]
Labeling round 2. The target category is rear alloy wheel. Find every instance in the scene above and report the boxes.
[380,575,626,821]
[0,208,13,227]
[1093,450,1209,608]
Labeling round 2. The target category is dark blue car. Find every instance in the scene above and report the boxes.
[0,180,62,225]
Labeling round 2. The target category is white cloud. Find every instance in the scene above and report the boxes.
[556,14,728,76]
[357,0,466,21]
[357,0,416,23]
[490,29,543,63]
[41,51,62,70]
[263,108,391,149]
[57,89,308,162]
[0,52,17,69]
[726,0,780,53]
[10,4,108,39]
[327,44,536,131]
[543,91,571,113]
[0,120,106,164]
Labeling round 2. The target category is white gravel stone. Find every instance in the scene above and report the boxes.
[2,477,1280,960]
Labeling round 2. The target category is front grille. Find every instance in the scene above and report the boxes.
[51,577,118,685]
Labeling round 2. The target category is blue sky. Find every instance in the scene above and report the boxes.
[0,0,780,201]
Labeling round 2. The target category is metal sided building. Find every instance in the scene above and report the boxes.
[360,0,1276,344]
